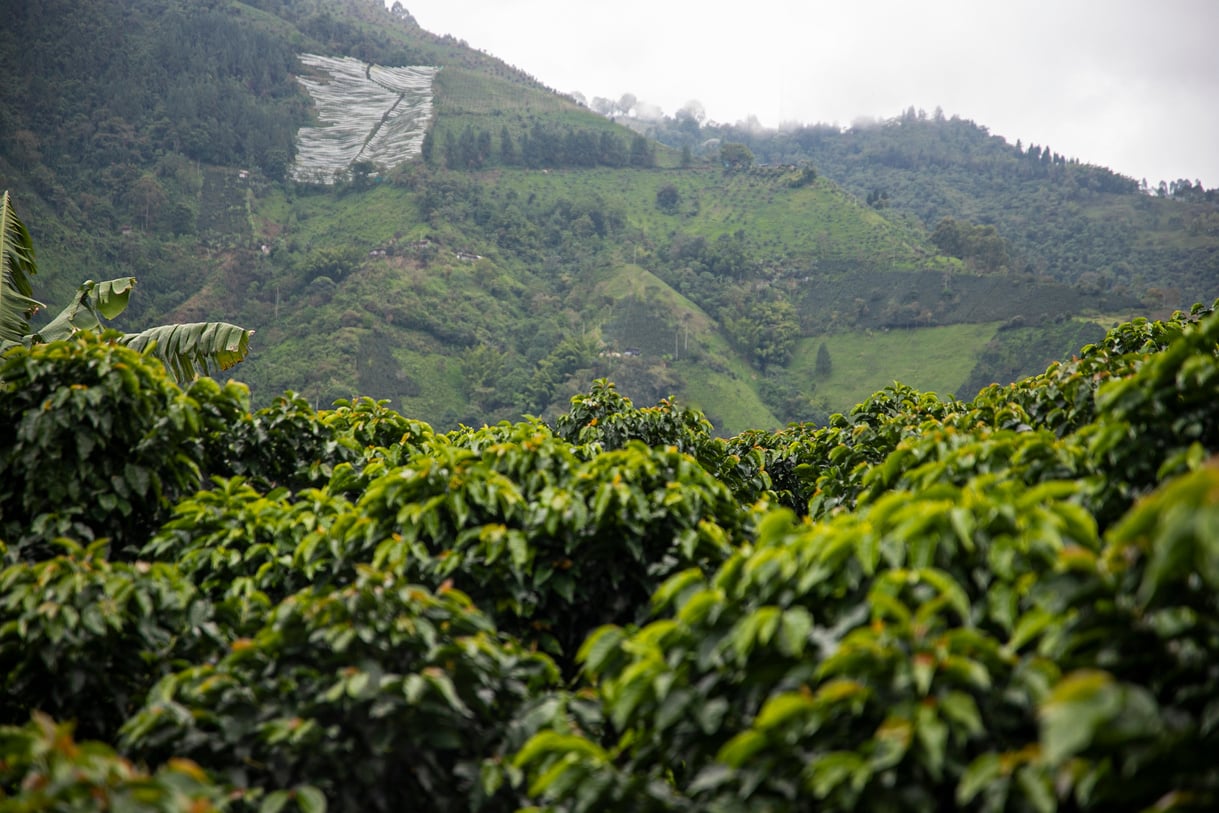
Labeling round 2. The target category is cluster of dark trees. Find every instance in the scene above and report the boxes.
[667,230,756,280]
[436,123,655,171]
[713,109,1141,196]
[1156,177,1217,202]
[930,216,1014,272]
[408,169,626,249]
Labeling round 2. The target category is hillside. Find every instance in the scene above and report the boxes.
[0,0,1194,431]
[644,109,1219,305]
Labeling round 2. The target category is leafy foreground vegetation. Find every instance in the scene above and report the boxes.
[2,301,1219,812]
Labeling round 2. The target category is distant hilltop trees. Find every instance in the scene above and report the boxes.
[436,123,655,171]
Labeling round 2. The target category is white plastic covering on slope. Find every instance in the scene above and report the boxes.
[290,54,439,184]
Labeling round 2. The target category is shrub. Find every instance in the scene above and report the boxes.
[352,426,743,670]
[142,477,356,612]
[122,572,559,813]
[3,306,1217,813]
[0,333,206,559]
[518,474,1104,811]
[516,305,1219,812]
[0,713,230,813]
[0,540,219,741]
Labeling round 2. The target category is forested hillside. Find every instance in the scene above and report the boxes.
[644,108,1219,304]
[2,297,1217,811]
[1,0,1212,431]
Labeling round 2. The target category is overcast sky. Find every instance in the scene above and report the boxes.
[390,0,1219,188]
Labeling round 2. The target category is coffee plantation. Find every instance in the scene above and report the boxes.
[2,302,1218,812]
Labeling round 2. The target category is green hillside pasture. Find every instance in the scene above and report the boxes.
[257,184,427,250]
[700,170,940,273]
[594,263,779,433]
[431,68,632,159]
[594,264,713,327]
[786,322,1001,411]
[245,319,467,427]
[676,359,780,435]
[381,341,468,427]
[434,67,593,118]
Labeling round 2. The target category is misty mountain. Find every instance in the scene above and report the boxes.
[2,0,1213,432]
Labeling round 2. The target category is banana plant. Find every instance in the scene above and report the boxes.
[0,191,252,384]
[0,190,40,348]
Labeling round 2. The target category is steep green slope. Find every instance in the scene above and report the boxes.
[229,159,1045,430]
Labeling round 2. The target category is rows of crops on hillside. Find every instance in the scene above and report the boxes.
[2,303,1218,811]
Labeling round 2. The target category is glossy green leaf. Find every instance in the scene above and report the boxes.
[261,789,291,813]
[956,752,1002,805]
[1039,670,1120,763]
[804,751,868,799]
[578,625,626,675]
[716,729,766,768]
[755,690,815,731]
[296,785,328,813]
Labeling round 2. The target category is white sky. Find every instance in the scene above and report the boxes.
[388,0,1219,188]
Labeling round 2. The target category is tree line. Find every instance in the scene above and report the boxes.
[434,122,655,171]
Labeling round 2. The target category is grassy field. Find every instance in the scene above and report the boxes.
[256,184,428,251]
[785,323,1002,412]
[434,67,595,118]
[595,264,713,331]
[430,68,629,158]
